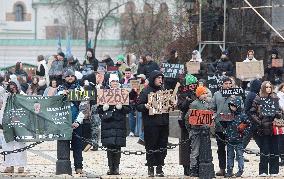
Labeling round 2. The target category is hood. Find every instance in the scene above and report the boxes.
[249,79,261,93]
[228,98,242,113]
[148,70,164,89]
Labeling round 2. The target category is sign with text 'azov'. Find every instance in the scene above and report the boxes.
[188,109,214,126]
[221,88,244,97]
[161,63,184,78]
[97,89,129,105]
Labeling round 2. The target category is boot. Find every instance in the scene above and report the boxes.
[107,151,114,175]
[112,152,121,175]
[107,167,114,175]
[235,170,243,177]
[189,166,199,177]
[4,166,14,173]
[225,169,233,178]
[112,165,119,175]
[183,165,190,176]
[216,169,225,176]
[148,166,154,177]
[156,165,164,177]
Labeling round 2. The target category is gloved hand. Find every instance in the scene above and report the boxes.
[237,123,247,133]
[116,103,122,110]
[103,104,109,111]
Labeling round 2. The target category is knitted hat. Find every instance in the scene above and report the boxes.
[185,74,197,85]
[63,69,75,79]
[109,74,119,85]
[195,86,207,97]
[117,54,125,62]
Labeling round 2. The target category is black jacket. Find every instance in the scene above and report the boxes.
[137,70,169,127]
[36,64,45,76]
[137,63,146,75]
[144,61,160,79]
[213,59,234,76]
[103,57,114,67]
[98,105,130,147]
[244,79,261,115]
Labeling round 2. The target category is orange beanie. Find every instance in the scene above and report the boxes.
[195,86,207,97]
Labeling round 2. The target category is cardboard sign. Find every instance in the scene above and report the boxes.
[188,109,214,126]
[67,90,96,101]
[107,66,119,71]
[220,113,234,121]
[97,89,129,105]
[260,97,279,116]
[179,84,198,93]
[161,63,184,78]
[148,90,175,115]
[236,61,264,81]
[186,62,200,74]
[272,59,283,68]
[221,88,244,97]
[207,74,223,94]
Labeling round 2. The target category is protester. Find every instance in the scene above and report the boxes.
[98,74,130,175]
[137,70,172,177]
[224,98,250,177]
[126,53,138,75]
[277,83,284,166]
[83,48,98,72]
[143,52,160,79]
[49,52,65,85]
[198,79,212,99]
[43,79,58,96]
[137,55,147,75]
[211,77,233,176]
[2,81,27,173]
[27,76,39,95]
[213,50,234,77]
[190,50,202,62]
[102,54,115,68]
[265,49,283,85]
[36,55,50,85]
[14,62,28,81]
[164,49,179,90]
[57,69,85,174]
[243,50,257,62]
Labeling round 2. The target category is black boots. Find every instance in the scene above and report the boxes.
[189,165,199,177]
[156,165,164,177]
[107,150,121,175]
[148,166,154,177]
[183,165,190,176]
[225,169,233,178]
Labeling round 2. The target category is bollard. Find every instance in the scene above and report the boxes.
[56,140,72,175]
[199,128,215,179]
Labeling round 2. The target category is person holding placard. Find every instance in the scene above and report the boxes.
[185,86,211,177]
[97,74,130,175]
[265,49,283,85]
[143,52,160,79]
[224,98,250,177]
[190,50,202,62]
[137,70,169,177]
[164,49,180,90]
[243,49,257,62]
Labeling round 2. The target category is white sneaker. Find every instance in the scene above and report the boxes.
[129,132,135,137]
[259,173,268,177]
[270,174,279,177]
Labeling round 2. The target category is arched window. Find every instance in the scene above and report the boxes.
[15,4,24,21]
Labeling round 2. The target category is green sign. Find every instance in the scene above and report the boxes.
[3,95,72,142]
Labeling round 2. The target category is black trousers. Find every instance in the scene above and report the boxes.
[259,135,279,175]
[144,125,169,166]
[215,132,226,170]
[278,135,284,160]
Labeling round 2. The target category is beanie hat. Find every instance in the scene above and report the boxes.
[109,74,119,85]
[196,86,207,97]
[63,69,75,79]
[117,54,125,62]
[185,74,197,85]
[222,50,229,56]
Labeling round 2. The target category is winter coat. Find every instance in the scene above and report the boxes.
[49,59,64,76]
[137,63,146,75]
[83,57,98,72]
[213,59,234,76]
[177,91,196,128]
[224,98,250,143]
[137,70,169,127]
[265,58,283,85]
[98,104,130,147]
[144,61,160,79]
[36,60,50,85]
[103,57,114,67]
[244,79,262,115]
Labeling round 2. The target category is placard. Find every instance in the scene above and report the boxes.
[236,61,264,81]
[207,74,223,94]
[221,88,244,97]
[188,109,214,126]
[148,90,175,115]
[272,59,283,68]
[97,89,129,105]
[107,66,119,71]
[260,97,279,116]
[186,62,200,74]
[220,113,234,121]
[67,90,96,101]
[161,63,184,78]
[178,84,198,93]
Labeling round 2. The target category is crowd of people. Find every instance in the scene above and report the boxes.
[0,47,283,178]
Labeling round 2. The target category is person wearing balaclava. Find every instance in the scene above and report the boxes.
[137,70,173,177]
[213,50,234,77]
[265,48,283,85]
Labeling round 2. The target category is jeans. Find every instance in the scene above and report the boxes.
[189,129,201,169]
[72,125,83,169]
[135,112,143,137]
[259,135,279,175]
[227,142,244,172]
[215,132,226,170]
[128,107,136,133]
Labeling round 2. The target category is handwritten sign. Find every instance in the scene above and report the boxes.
[186,62,200,74]
[161,63,184,78]
[236,61,264,81]
[272,59,283,68]
[178,84,198,93]
[220,113,234,121]
[67,90,96,101]
[107,66,119,71]
[221,88,244,97]
[207,74,223,94]
[148,90,175,115]
[188,109,214,126]
[260,97,279,116]
[97,89,129,105]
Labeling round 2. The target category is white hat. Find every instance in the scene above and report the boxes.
[109,74,119,85]
[137,74,146,79]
